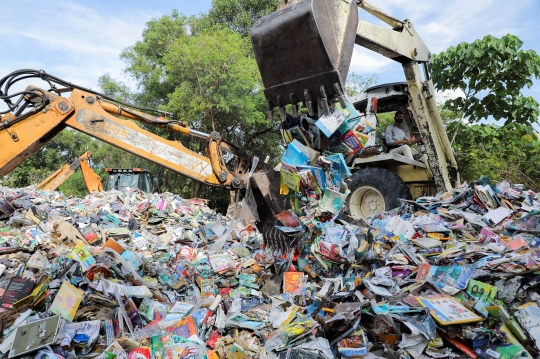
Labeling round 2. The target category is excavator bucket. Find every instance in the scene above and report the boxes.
[252,170,293,251]
[251,0,359,119]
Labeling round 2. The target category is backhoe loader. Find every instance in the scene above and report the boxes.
[0,70,286,246]
[37,151,103,193]
[0,0,459,249]
[252,0,461,219]
[36,151,157,194]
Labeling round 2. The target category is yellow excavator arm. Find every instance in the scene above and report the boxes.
[36,151,103,192]
[0,70,287,247]
[79,154,104,192]
[0,71,267,192]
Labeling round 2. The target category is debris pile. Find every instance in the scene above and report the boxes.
[0,171,540,359]
[271,98,540,359]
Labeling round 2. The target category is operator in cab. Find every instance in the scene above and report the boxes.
[384,111,421,159]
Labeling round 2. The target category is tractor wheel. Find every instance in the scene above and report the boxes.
[345,167,411,219]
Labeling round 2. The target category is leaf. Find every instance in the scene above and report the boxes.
[431,34,540,126]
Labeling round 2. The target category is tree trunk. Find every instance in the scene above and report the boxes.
[191,180,202,199]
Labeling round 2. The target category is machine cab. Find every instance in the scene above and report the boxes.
[104,168,154,193]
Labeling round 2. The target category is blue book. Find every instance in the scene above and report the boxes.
[282,140,309,166]
[327,153,352,178]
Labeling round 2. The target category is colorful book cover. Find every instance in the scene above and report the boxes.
[50,281,84,321]
[0,277,35,310]
[337,118,362,136]
[128,348,152,359]
[514,302,540,344]
[327,153,352,178]
[139,298,170,322]
[316,107,346,137]
[283,272,304,293]
[466,279,497,317]
[328,139,352,154]
[280,170,301,193]
[304,171,322,196]
[320,188,349,214]
[340,131,364,155]
[239,273,259,290]
[79,225,100,244]
[26,251,50,270]
[296,165,326,190]
[337,328,368,358]
[165,316,198,338]
[124,297,144,330]
[226,343,245,359]
[71,242,97,271]
[13,279,49,309]
[275,210,303,228]
[416,296,482,325]
[318,240,344,262]
[199,278,216,297]
[415,263,431,281]
[424,263,477,290]
[164,302,194,322]
[362,120,376,133]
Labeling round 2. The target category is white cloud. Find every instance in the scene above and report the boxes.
[356,0,537,54]
[436,89,465,106]
[349,47,393,75]
[0,0,155,89]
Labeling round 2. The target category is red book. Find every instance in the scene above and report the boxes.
[0,277,35,310]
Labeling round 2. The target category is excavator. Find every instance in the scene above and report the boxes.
[36,151,157,194]
[0,0,458,248]
[36,151,103,192]
[252,0,460,220]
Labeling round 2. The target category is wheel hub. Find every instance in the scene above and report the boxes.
[349,186,385,219]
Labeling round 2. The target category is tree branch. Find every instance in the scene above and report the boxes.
[245,127,277,149]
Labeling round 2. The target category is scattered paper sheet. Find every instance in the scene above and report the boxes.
[484,206,513,225]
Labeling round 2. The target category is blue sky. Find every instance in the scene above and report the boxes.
[1,0,539,125]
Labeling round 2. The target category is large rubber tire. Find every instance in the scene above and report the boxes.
[345,167,411,219]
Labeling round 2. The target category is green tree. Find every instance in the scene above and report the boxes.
[345,73,379,98]
[196,0,281,37]
[106,11,282,211]
[449,122,540,190]
[431,34,540,127]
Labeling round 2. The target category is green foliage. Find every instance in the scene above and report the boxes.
[98,74,133,103]
[450,122,540,190]
[104,9,283,212]
[431,34,540,125]
[375,112,394,145]
[345,73,379,98]
[196,0,281,36]
[120,11,191,108]
[164,27,266,129]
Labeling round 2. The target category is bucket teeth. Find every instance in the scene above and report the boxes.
[320,86,330,116]
[277,95,287,122]
[304,89,314,116]
[335,83,347,109]
[290,93,299,118]
[266,99,274,122]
